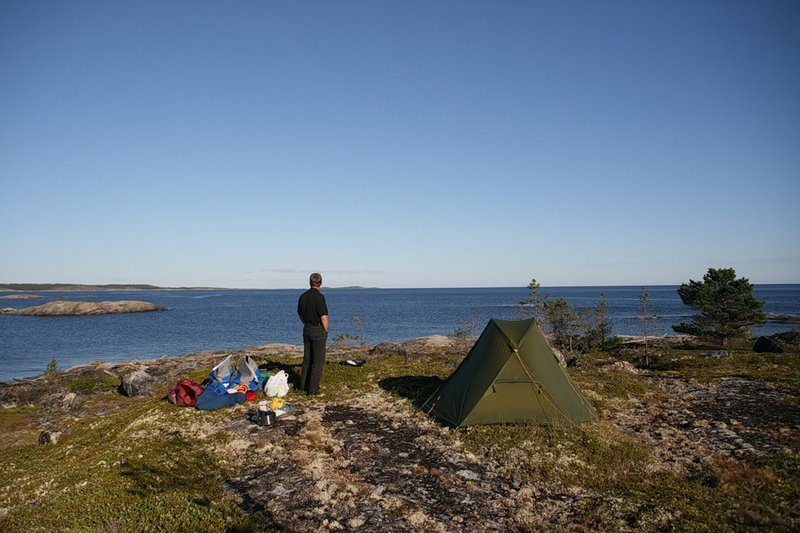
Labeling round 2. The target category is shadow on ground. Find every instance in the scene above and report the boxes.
[378,375,444,408]
[259,360,302,390]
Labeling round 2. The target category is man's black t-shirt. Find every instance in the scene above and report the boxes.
[297,288,328,326]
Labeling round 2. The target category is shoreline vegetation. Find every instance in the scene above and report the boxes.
[0,334,797,530]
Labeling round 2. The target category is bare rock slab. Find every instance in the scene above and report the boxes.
[3,300,166,316]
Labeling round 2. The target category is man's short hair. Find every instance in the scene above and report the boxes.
[309,273,322,287]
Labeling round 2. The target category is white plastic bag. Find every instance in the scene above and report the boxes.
[265,370,289,398]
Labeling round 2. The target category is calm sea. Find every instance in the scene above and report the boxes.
[1,285,798,382]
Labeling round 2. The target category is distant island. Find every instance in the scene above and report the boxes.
[0,283,218,292]
[328,286,379,290]
[0,300,166,316]
[0,284,382,292]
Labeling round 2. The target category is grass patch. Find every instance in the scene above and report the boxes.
[574,367,656,404]
[461,420,651,489]
[0,406,39,433]
[65,372,122,394]
[0,397,273,531]
[259,354,456,403]
[652,350,800,384]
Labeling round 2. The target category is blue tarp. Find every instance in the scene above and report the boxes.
[195,389,246,410]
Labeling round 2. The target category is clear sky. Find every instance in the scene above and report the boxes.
[1,1,798,289]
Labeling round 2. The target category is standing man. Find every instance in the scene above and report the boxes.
[297,272,329,395]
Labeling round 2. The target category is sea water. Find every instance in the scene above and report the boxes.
[0,285,798,382]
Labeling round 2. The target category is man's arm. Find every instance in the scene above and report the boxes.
[321,315,329,333]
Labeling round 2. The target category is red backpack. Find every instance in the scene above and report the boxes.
[168,379,205,407]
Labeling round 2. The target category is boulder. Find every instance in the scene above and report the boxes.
[401,335,455,352]
[551,347,567,367]
[369,342,406,357]
[753,336,784,354]
[703,350,729,359]
[599,360,639,374]
[61,392,78,409]
[121,369,155,397]
[38,430,62,445]
[395,336,458,360]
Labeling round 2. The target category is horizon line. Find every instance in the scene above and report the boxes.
[2,282,799,291]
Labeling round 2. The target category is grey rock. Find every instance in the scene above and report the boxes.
[457,469,480,481]
[121,369,155,397]
[704,350,729,359]
[551,348,567,367]
[38,430,62,445]
[369,342,405,357]
[61,392,78,408]
[753,336,784,354]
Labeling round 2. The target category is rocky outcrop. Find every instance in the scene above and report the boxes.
[766,313,800,324]
[1,300,166,316]
[773,330,800,345]
[121,369,156,397]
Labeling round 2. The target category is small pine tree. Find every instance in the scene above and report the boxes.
[672,267,766,348]
[586,292,612,351]
[351,313,366,347]
[542,297,583,351]
[518,278,547,319]
[45,358,58,377]
[639,288,656,366]
[518,278,588,351]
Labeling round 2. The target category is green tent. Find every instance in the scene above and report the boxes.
[424,318,595,427]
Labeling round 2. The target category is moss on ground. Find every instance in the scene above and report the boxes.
[0,397,274,531]
[1,346,797,530]
[65,372,121,394]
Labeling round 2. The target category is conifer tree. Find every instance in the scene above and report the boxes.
[587,292,612,350]
[672,267,766,347]
[639,287,656,366]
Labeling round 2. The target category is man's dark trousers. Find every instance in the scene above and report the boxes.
[301,324,327,394]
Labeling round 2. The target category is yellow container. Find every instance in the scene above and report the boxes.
[270,397,285,410]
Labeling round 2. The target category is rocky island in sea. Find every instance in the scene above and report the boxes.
[0,300,166,316]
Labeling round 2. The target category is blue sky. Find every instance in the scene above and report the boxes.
[1,1,798,288]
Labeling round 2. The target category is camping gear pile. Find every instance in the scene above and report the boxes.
[168,354,293,421]
[264,370,291,414]
[167,317,594,430]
